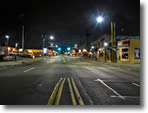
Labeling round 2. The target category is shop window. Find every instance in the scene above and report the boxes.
[135,48,140,59]
[122,48,128,59]
[99,51,104,57]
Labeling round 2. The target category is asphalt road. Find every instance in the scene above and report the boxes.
[0,55,140,105]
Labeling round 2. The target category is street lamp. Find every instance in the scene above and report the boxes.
[75,44,77,47]
[50,35,54,40]
[96,16,104,23]
[104,42,108,47]
[5,35,10,47]
[96,15,116,62]
[104,42,108,62]
[55,45,58,48]
[49,35,55,50]
[91,46,94,49]
[41,34,46,56]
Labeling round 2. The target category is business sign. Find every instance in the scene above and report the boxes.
[43,48,47,54]
[118,40,130,47]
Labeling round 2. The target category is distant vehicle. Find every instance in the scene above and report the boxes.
[64,52,68,55]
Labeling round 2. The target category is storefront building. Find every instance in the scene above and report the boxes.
[90,34,111,61]
[117,36,140,63]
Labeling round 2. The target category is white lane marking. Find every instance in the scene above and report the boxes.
[24,67,35,72]
[132,83,140,87]
[95,79,125,100]
[111,95,140,99]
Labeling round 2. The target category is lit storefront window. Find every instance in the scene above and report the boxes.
[135,48,140,59]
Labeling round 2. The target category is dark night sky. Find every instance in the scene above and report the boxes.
[0,0,140,48]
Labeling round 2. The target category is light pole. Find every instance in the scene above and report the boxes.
[49,35,55,50]
[96,16,116,62]
[5,35,9,47]
[42,34,46,56]
[104,42,108,62]
[91,46,95,58]
[22,25,24,50]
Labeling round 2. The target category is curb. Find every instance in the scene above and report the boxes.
[0,58,43,69]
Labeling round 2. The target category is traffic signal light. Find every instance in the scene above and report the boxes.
[58,47,62,51]
[67,47,71,51]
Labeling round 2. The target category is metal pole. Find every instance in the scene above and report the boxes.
[43,38,45,56]
[114,22,116,62]
[105,47,107,62]
[7,38,9,47]
[22,25,24,50]
[111,22,114,62]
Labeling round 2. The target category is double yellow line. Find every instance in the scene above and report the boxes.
[62,56,66,63]
[48,77,84,105]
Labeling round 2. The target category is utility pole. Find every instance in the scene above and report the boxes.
[22,25,24,50]
[86,29,90,50]
[111,22,114,62]
[114,22,116,62]
[111,22,116,62]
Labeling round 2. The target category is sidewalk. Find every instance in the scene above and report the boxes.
[75,56,140,69]
[0,57,43,68]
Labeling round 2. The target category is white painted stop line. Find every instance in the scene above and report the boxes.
[24,67,35,72]
[94,78,125,100]
[132,83,140,87]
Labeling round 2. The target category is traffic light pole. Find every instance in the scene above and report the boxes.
[111,22,114,62]
[114,22,116,62]
[22,25,24,50]
[42,38,45,56]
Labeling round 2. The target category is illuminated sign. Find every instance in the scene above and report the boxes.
[118,40,130,47]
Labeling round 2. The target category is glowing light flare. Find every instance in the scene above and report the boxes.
[5,35,10,39]
[91,46,95,49]
[96,16,103,23]
[104,42,108,47]
[50,36,54,40]
[67,47,71,51]
[19,49,23,52]
[8,47,11,52]
[58,47,61,51]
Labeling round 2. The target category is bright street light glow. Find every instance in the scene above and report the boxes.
[15,43,18,48]
[104,42,108,47]
[55,45,58,48]
[75,44,77,47]
[96,16,103,23]
[5,35,9,39]
[50,36,54,40]
[91,46,94,49]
